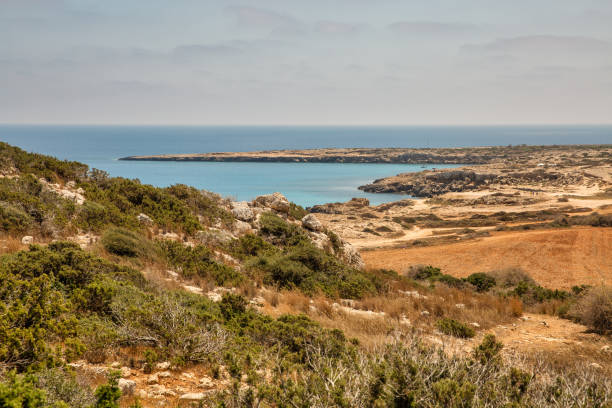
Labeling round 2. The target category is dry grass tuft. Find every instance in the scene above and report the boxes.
[0,236,25,255]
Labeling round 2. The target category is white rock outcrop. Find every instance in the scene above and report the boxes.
[21,236,34,245]
[137,213,153,225]
[230,201,255,221]
[254,192,290,213]
[196,228,235,246]
[118,379,136,396]
[301,214,324,232]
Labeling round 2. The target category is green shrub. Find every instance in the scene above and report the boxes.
[438,274,467,289]
[93,372,121,408]
[473,334,503,364]
[258,212,308,246]
[436,318,475,338]
[159,239,242,286]
[432,378,476,408]
[407,265,442,280]
[101,227,151,258]
[0,372,47,408]
[229,234,275,258]
[465,273,496,292]
[0,203,32,233]
[288,203,308,220]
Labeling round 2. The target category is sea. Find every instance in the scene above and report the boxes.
[1,125,610,207]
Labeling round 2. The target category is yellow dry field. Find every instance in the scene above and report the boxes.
[362,227,612,289]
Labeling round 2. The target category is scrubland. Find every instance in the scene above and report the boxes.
[0,142,611,407]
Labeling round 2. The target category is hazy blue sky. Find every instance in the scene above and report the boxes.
[2,0,612,125]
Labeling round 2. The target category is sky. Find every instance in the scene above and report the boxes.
[1,0,612,125]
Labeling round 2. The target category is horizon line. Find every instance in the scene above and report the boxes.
[2,122,612,127]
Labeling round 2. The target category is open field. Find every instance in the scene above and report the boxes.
[362,227,612,289]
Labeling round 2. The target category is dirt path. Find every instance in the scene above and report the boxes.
[362,227,612,289]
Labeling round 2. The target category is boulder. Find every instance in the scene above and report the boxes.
[196,228,235,246]
[233,220,253,235]
[307,231,330,250]
[199,376,215,389]
[118,379,136,396]
[301,214,324,232]
[339,241,365,270]
[156,361,171,370]
[179,393,207,402]
[120,367,132,377]
[137,213,153,225]
[254,192,290,213]
[21,236,34,245]
[230,201,255,221]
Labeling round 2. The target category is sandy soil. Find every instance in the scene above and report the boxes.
[362,227,612,289]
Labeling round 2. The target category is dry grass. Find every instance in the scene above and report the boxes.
[0,236,26,255]
[258,285,522,348]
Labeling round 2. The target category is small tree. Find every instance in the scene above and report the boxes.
[94,371,121,408]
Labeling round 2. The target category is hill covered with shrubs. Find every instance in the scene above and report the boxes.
[0,142,610,407]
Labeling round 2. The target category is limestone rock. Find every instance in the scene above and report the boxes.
[137,213,153,225]
[135,389,149,399]
[147,373,159,384]
[156,361,171,370]
[233,220,253,235]
[254,192,290,213]
[120,367,132,377]
[158,371,171,378]
[21,236,34,245]
[308,231,330,250]
[199,376,215,389]
[196,228,235,246]
[231,201,254,221]
[338,241,365,270]
[118,379,136,396]
[179,392,207,402]
[301,214,323,232]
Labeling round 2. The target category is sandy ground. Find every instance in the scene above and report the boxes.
[362,227,612,289]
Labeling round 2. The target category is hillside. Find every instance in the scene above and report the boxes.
[0,142,611,407]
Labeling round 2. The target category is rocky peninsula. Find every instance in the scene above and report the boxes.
[119,145,608,164]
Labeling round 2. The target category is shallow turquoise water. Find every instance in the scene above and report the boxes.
[2,124,609,207]
[87,160,458,207]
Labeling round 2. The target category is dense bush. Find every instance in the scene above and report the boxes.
[158,239,243,285]
[465,272,497,292]
[488,267,535,288]
[101,227,152,258]
[0,175,76,236]
[570,286,612,334]
[436,318,475,338]
[0,243,145,371]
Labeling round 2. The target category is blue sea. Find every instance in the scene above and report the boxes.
[1,125,610,207]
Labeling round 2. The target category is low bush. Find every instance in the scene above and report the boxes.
[436,318,475,338]
[465,272,496,292]
[158,239,242,286]
[101,227,152,258]
[488,267,535,288]
[473,334,503,364]
[570,286,612,334]
[406,265,442,280]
